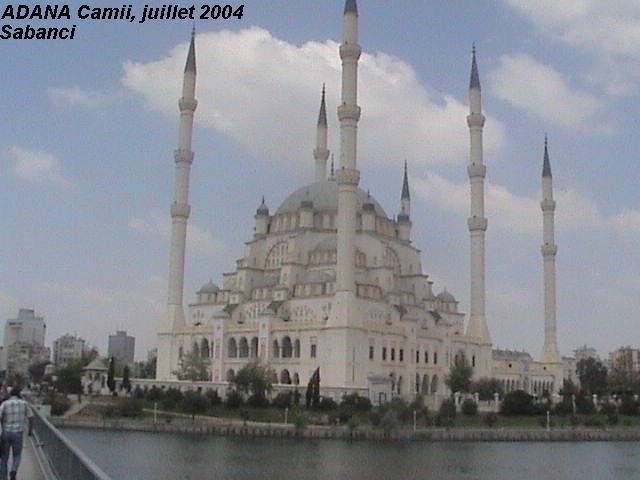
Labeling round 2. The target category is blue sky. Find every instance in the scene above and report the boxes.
[1,0,639,361]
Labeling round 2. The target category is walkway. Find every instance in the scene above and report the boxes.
[6,436,48,480]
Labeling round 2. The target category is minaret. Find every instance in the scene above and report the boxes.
[397,161,412,242]
[466,46,491,344]
[540,137,560,363]
[335,0,361,296]
[314,85,330,183]
[157,30,197,379]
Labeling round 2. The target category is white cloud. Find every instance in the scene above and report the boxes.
[413,171,604,234]
[47,87,106,108]
[504,0,640,95]
[121,27,505,170]
[608,208,640,242]
[129,212,225,258]
[488,53,601,129]
[6,145,74,187]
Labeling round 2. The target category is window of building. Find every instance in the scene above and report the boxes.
[391,348,395,361]
[382,347,387,361]
[399,349,404,362]
[425,351,428,363]
[472,355,476,368]
[369,345,374,360]
[416,350,420,363]
[311,344,317,358]
[434,352,438,365]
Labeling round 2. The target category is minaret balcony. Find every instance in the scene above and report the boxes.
[179,97,198,112]
[467,164,486,179]
[339,43,362,60]
[174,149,194,165]
[540,199,556,211]
[467,216,488,232]
[335,167,360,186]
[171,202,191,219]
[337,104,361,121]
[466,113,485,128]
[541,244,558,256]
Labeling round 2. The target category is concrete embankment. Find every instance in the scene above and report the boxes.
[51,416,640,442]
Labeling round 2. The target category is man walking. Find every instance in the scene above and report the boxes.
[0,387,34,480]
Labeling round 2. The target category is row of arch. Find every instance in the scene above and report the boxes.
[417,373,440,396]
[227,337,259,359]
[500,378,554,394]
[226,368,300,385]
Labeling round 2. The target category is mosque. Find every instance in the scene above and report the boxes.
[155,0,564,403]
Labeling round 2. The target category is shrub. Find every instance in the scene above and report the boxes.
[225,389,244,409]
[600,402,617,416]
[438,398,457,419]
[146,386,165,402]
[531,402,551,416]
[369,410,382,427]
[569,414,580,427]
[619,395,639,416]
[271,391,293,409]
[318,397,338,411]
[583,416,604,427]
[483,412,498,427]
[118,398,144,417]
[50,395,72,416]
[575,395,596,415]
[347,415,361,432]
[553,398,573,416]
[161,387,184,410]
[461,398,478,416]
[180,391,209,419]
[205,389,222,407]
[409,395,425,412]
[247,393,269,408]
[340,393,372,412]
[132,386,145,400]
[390,397,412,423]
[291,407,308,430]
[435,414,455,427]
[381,410,399,435]
[607,413,619,426]
[501,390,533,416]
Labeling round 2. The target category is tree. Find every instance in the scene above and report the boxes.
[233,361,274,397]
[501,390,533,416]
[306,368,320,408]
[107,356,116,395]
[122,365,131,393]
[608,352,639,394]
[445,354,473,394]
[28,361,51,384]
[576,357,608,395]
[181,391,209,421]
[172,352,209,381]
[471,377,504,401]
[54,364,83,394]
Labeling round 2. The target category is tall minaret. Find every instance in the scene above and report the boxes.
[314,85,330,182]
[465,46,491,344]
[397,161,412,242]
[157,30,197,379]
[335,0,361,296]
[540,137,560,363]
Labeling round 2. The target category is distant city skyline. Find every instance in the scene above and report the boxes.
[1,1,639,360]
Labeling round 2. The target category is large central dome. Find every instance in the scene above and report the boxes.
[275,179,388,218]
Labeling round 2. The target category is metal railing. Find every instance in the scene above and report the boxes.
[31,406,112,480]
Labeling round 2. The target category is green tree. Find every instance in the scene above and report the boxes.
[107,356,116,394]
[122,364,131,393]
[181,391,209,421]
[172,352,209,381]
[608,351,639,393]
[54,363,83,394]
[471,377,504,401]
[232,361,274,398]
[445,354,473,394]
[28,361,51,384]
[577,357,608,395]
[501,390,533,416]
[305,367,320,408]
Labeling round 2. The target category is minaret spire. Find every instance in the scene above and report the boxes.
[313,84,330,182]
[397,161,412,242]
[540,137,560,364]
[466,45,491,346]
[157,31,198,380]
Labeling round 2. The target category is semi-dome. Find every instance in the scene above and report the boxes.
[437,290,456,303]
[198,281,219,294]
[275,179,388,218]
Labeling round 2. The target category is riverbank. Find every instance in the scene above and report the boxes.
[51,414,640,442]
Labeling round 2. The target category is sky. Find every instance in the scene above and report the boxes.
[1,0,639,362]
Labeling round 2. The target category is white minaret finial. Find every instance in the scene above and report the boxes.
[541,136,560,363]
[157,32,197,379]
[314,84,330,182]
[465,45,491,344]
[335,0,361,296]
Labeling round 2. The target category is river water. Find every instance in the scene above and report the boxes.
[64,429,640,480]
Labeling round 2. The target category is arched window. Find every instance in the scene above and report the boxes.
[265,242,288,269]
[238,337,249,358]
[397,375,403,394]
[294,339,301,358]
[192,342,200,358]
[280,369,291,385]
[383,246,401,275]
[228,338,238,358]
[201,339,210,359]
[431,375,439,395]
[178,346,184,358]
[421,374,430,395]
[226,369,235,382]
[250,337,258,358]
[281,336,293,358]
[293,373,300,385]
[272,339,280,359]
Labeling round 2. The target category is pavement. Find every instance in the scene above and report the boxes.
[4,436,47,480]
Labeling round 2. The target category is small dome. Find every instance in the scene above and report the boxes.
[256,198,269,215]
[275,180,388,218]
[198,281,219,294]
[437,289,456,303]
